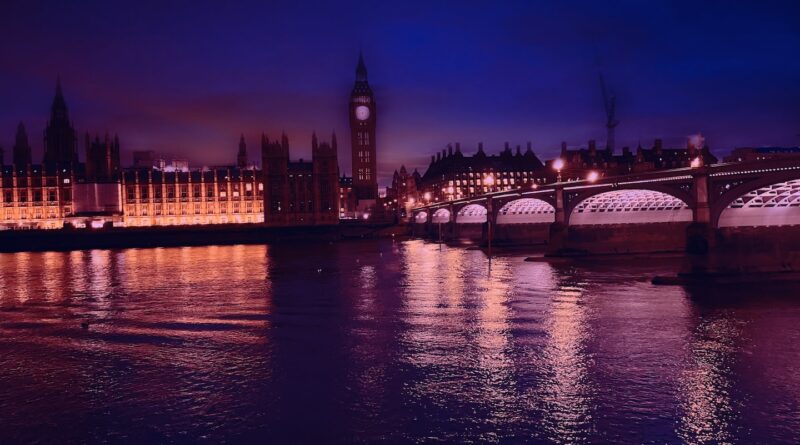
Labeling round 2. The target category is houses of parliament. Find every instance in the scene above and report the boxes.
[0,56,379,230]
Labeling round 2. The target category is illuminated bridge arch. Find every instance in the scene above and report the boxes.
[456,204,487,224]
[718,179,800,227]
[569,189,692,225]
[431,208,451,224]
[496,198,555,224]
[414,211,428,224]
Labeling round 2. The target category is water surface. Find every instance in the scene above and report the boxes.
[0,240,799,443]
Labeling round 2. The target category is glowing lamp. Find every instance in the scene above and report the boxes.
[363,213,370,220]
[423,192,432,201]
[447,186,454,194]
[552,158,565,171]
[690,157,703,168]
[587,171,600,182]
[483,174,495,186]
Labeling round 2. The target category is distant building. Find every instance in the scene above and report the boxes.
[84,133,121,181]
[13,123,32,167]
[121,167,264,227]
[338,175,356,219]
[43,79,79,167]
[237,134,248,168]
[349,52,378,203]
[261,132,339,226]
[555,138,717,180]
[386,165,421,218]
[723,147,800,163]
[419,142,547,203]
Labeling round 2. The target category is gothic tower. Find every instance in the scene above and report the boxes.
[312,131,340,225]
[43,78,78,167]
[261,133,290,226]
[13,122,32,167]
[237,134,248,168]
[349,52,378,201]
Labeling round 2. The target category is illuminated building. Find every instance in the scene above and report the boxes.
[121,167,264,227]
[419,142,547,202]
[338,175,356,219]
[556,138,717,179]
[723,146,800,163]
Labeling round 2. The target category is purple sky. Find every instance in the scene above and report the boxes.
[1,1,799,186]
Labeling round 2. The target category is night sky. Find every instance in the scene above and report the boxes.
[1,1,799,186]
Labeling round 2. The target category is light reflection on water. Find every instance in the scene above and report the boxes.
[0,240,799,443]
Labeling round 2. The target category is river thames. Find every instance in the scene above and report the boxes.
[0,240,798,443]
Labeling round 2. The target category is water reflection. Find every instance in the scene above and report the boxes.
[0,241,798,443]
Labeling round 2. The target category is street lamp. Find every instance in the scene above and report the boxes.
[552,158,565,182]
[423,192,432,202]
[690,157,703,168]
[483,174,495,192]
[587,170,599,183]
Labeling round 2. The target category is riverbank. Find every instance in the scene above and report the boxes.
[0,222,410,253]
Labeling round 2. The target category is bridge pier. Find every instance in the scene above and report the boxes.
[545,184,580,256]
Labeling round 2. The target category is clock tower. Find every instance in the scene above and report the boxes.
[349,52,378,201]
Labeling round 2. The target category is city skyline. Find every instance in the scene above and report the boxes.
[2,1,800,188]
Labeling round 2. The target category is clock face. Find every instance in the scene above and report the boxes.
[355,105,370,121]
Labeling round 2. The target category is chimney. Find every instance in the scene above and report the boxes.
[504,141,510,152]
[447,144,453,156]
[561,141,567,155]
[455,142,461,153]
[655,138,663,154]
[478,142,484,153]
[516,145,521,155]
[436,152,441,161]
[527,141,532,152]
[589,139,597,156]
[431,155,435,163]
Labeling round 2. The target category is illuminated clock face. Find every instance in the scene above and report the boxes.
[355,105,370,121]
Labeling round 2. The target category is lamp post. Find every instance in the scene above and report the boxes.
[552,158,565,183]
[482,174,496,259]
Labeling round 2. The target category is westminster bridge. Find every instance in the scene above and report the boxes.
[411,157,800,273]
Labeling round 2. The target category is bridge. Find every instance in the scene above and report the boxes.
[411,158,800,272]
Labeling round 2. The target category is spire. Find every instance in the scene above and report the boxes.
[281,131,289,150]
[356,51,368,82]
[237,133,248,168]
[331,130,337,150]
[51,76,69,121]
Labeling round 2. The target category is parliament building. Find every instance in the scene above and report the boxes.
[1,54,377,230]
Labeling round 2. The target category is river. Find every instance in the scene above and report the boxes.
[0,240,798,443]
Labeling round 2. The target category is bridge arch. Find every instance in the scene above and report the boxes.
[431,208,451,224]
[717,178,800,227]
[496,198,555,224]
[456,203,487,224]
[568,189,692,226]
[414,211,428,224]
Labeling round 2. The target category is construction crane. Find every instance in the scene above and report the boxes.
[599,72,619,152]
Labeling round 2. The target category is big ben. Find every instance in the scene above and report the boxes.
[349,52,378,201]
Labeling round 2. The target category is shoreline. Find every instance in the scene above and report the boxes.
[0,223,409,253]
